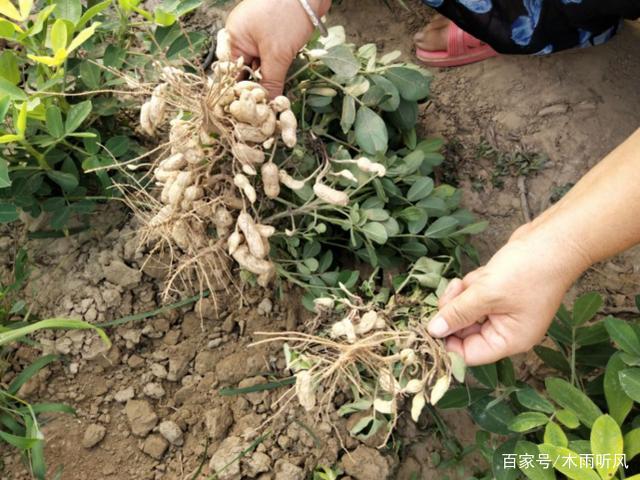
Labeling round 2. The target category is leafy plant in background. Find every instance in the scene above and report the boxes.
[0,248,110,478]
[437,292,640,480]
[0,0,203,231]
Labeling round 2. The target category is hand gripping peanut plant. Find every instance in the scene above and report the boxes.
[127,25,485,437]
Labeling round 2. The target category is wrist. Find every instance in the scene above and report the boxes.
[512,219,593,287]
[294,0,330,36]
[308,0,331,15]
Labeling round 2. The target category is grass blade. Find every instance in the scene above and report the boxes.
[0,319,110,349]
[218,377,295,396]
[8,354,59,395]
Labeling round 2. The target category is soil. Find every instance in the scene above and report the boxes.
[1,2,640,479]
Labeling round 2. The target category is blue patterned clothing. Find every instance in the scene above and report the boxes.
[422,0,640,54]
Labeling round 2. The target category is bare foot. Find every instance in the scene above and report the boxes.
[414,14,450,51]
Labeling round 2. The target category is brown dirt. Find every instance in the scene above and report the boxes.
[2,2,640,480]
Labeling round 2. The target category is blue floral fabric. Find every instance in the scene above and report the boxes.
[421,0,640,55]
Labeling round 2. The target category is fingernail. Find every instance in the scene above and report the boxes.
[428,314,450,338]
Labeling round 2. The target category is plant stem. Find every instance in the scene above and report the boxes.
[20,143,49,170]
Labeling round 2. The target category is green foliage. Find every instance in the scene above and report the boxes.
[271,27,484,307]
[0,248,109,477]
[438,292,640,480]
[0,0,202,232]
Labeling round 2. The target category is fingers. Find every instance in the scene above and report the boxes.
[428,284,492,337]
[438,278,464,308]
[445,319,514,366]
[258,45,294,98]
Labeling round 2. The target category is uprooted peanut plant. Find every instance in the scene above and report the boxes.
[125,25,485,437]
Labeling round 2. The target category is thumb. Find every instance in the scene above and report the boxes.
[259,48,293,98]
[428,284,492,338]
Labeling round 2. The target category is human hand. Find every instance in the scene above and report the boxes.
[427,223,591,366]
[225,0,331,97]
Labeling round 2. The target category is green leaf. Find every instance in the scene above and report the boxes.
[79,60,101,89]
[571,292,602,326]
[322,44,359,78]
[448,351,466,383]
[154,8,176,26]
[340,96,355,133]
[470,364,498,388]
[545,377,602,428]
[77,0,111,28]
[624,428,640,462]
[338,399,373,417]
[363,208,389,222]
[0,77,26,101]
[385,98,418,131]
[406,177,434,202]
[354,107,388,154]
[497,358,515,386]
[605,316,640,356]
[538,444,600,480]
[515,441,556,480]
[53,0,82,24]
[534,346,571,373]
[385,67,430,101]
[361,222,388,245]
[46,170,78,191]
[424,216,458,239]
[15,101,26,136]
[0,157,10,188]
[370,74,400,111]
[508,412,549,433]
[0,202,19,223]
[64,100,92,133]
[45,105,64,138]
[604,352,633,425]
[455,220,489,236]
[401,241,427,258]
[516,388,555,414]
[544,421,568,447]
[468,396,514,434]
[619,367,640,402]
[590,414,622,480]
[556,409,580,429]
[0,51,19,84]
[492,438,519,480]
[50,18,68,51]
[437,387,491,409]
[0,95,10,123]
[399,206,427,223]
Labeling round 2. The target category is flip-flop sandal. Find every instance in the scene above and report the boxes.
[416,22,498,67]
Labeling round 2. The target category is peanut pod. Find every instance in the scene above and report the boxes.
[279,109,297,148]
[261,162,280,199]
[232,144,265,166]
[232,245,274,275]
[215,29,232,62]
[234,123,270,144]
[227,231,243,255]
[313,183,349,207]
[271,96,291,113]
[278,170,305,191]
[237,212,267,259]
[160,153,186,171]
[140,102,154,136]
[233,174,257,203]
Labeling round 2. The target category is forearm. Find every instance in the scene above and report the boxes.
[527,127,640,276]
